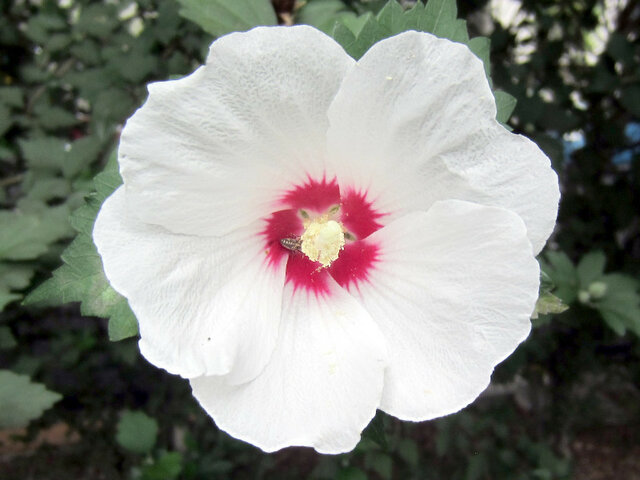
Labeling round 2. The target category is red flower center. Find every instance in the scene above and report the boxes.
[261,177,384,296]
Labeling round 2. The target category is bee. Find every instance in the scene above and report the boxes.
[280,236,302,252]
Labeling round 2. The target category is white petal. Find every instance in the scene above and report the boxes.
[353,200,538,421]
[327,31,558,253]
[93,187,286,382]
[120,26,354,236]
[190,281,387,454]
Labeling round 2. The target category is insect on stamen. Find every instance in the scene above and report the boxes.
[280,236,302,252]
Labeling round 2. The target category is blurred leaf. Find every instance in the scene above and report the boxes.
[0,87,24,108]
[596,274,640,337]
[576,251,606,286]
[0,326,17,349]
[75,4,119,38]
[337,466,368,480]
[110,51,158,83]
[91,88,134,125]
[297,0,353,34]
[539,270,554,294]
[495,91,517,124]
[0,264,34,311]
[24,177,72,202]
[0,205,71,261]
[176,0,277,37]
[141,452,183,480]
[23,13,67,44]
[63,135,104,178]
[540,252,578,304]
[533,292,569,319]
[33,103,79,130]
[0,370,61,428]
[70,41,102,65]
[368,453,392,479]
[0,104,11,137]
[606,32,635,65]
[47,33,72,52]
[19,135,103,178]
[116,410,158,454]
[397,438,419,466]
[465,453,487,480]
[140,451,183,480]
[25,155,138,341]
[19,136,67,171]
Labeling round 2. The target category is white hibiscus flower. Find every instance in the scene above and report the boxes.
[93,26,559,454]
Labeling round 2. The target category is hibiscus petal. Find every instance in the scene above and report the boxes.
[190,281,387,454]
[93,187,286,382]
[120,26,354,236]
[327,30,558,254]
[352,199,538,421]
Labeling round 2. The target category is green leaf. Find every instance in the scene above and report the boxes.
[539,270,554,294]
[63,135,104,178]
[107,294,140,341]
[116,410,159,454]
[397,438,419,466]
[33,103,79,130]
[110,52,158,83]
[297,0,353,34]
[331,0,471,60]
[369,453,393,479]
[91,88,134,125]
[379,0,466,42]
[176,0,277,37]
[422,0,457,29]
[75,4,120,38]
[19,136,67,171]
[576,251,606,286]
[0,370,62,428]
[596,273,640,337]
[0,326,17,349]
[333,13,386,59]
[337,466,368,480]
[0,205,72,261]
[141,452,183,480]
[494,90,517,124]
[47,33,72,52]
[23,177,72,202]
[25,155,139,341]
[19,135,104,178]
[376,0,407,34]
[0,104,10,137]
[0,87,24,108]
[70,41,102,65]
[0,264,34,311]
[468,36,491,85]
[533,292,569,319]
[540,251,578,304]
[599,310,628,336]
[422,0,466,42]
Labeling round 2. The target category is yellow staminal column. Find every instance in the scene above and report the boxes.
[300,219,345,267]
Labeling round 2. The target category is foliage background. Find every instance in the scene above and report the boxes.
[0,0,639,478]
